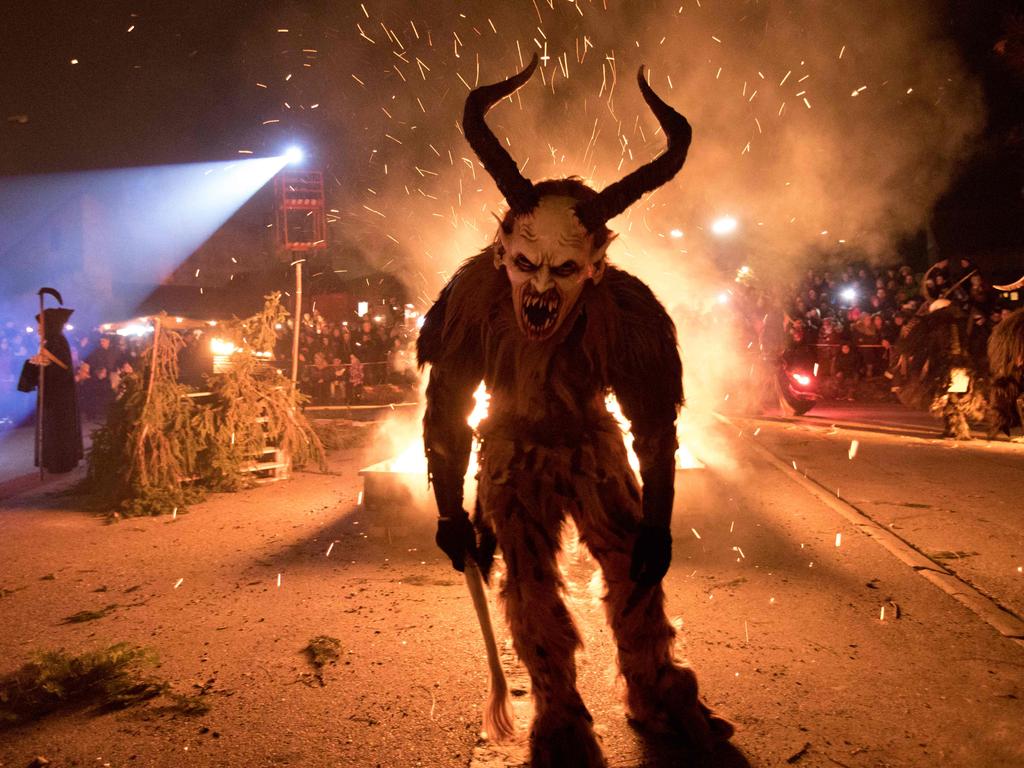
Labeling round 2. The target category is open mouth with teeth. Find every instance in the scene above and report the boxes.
[520,288,562,339]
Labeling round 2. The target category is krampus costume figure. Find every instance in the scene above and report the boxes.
[417,56,732,767]
[987,305,1024,440]
[898,299,986,440]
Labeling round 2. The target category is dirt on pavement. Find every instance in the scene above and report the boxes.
[0,421,1022,768]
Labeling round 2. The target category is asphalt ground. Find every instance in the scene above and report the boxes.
[0,407,1021,767]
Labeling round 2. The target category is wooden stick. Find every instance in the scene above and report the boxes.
[291,260,303,383]
[36,294,45,481]
[135,317,162,488]
[463,559,516,743]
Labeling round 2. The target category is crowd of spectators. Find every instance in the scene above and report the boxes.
[774,259,1013,400]
[3,261,1016,423]
[0,307,420,427]
[0,322,149,426]
[283,310,419,406]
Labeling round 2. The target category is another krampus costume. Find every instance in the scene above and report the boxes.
[418,56,732,767]
[987,306,1024,440]
[897,299,987,440]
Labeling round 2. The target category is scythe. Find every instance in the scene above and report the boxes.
[35,287,64,481]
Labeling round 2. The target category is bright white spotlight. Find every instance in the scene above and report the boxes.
[711,216,738,236]
[284,146,304,165]
[210,337,237,356]
[669,228,684,239]
[840,287,857,302]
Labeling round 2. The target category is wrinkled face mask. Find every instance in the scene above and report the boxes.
[495,196,612,341]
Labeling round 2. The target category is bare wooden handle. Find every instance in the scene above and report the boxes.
[464,560,516,743]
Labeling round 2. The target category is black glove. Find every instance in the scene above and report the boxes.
[436,511,478,573]
[475,523,497,583]
[630,524,672,585]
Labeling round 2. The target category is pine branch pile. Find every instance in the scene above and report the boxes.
[0,645,167,727]
[197,292,325,491]
[85,294,325,516]
[86,321,202,516]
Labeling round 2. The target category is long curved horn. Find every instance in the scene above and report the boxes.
[920,264,941,302]
[463,55,540,214]
[575,66,692,232]
[993,274,1024,292]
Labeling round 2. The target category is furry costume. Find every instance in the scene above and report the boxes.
[418,56,731,767]
[897,303,986,439]
[987,307,1024,439]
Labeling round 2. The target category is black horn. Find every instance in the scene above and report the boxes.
[463,55,540,214]
[575,67,692,232]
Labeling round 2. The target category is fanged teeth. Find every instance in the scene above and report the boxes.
[527,316,556,333]
[524,295,558,311]
[522,293,559,336]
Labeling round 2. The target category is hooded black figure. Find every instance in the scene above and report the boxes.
[18,307,84,473]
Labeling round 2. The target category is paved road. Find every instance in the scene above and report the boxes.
[476,410,1024,767]
[0,411,1021,767]
[730,401,1024,619]
[0,424,91,502]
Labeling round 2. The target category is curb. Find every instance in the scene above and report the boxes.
[716,412,1024,647]
[0,472,46,504]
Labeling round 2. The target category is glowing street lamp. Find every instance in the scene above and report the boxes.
[711,216,738,236]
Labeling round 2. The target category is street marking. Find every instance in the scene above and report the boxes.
[717,412,1024,644]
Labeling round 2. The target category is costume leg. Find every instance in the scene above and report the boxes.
[1014,393,1024,442]
[570,432,733,749]
[942,394,972,440]
[478,444,606,768]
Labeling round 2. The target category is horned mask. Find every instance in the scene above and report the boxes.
[464,54,692,341]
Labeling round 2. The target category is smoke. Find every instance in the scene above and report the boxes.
[261,1,981,286]
[252,0,981,413]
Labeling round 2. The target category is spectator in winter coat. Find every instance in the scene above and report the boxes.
[832,341,862,401]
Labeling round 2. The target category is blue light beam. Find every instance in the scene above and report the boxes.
[0,154,288,433]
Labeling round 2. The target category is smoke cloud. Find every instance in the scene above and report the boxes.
[251,1,982,286]
[245,0,981,409]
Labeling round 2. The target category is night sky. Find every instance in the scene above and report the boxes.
[2,0,1022,289]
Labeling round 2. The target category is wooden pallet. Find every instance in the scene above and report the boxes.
[244,447,291,484]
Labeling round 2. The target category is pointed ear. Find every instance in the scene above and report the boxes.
[494,221,510,269]
[589,233,616,284]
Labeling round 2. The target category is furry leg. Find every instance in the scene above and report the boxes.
[1014,394,1024,442]
[572,440,733,749]
[942,394,973,440]
[479,471,606,768]
[598,545,733,748]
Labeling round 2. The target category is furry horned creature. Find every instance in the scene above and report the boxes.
[417,55,732,767]
[898,299,987,440]
[987,305,1024,440]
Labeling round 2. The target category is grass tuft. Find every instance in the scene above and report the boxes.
[304,636,342,686]
[0,644,207,728]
